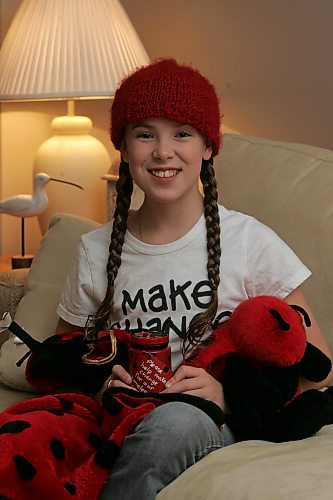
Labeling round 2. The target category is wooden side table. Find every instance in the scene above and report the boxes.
[0,255,33,271]
[0,256,12,272]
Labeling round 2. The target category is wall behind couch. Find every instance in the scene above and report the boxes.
[1,0,332,255]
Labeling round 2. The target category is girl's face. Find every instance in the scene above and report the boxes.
[121,118,212,205]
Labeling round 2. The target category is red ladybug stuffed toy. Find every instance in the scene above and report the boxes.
[183,295,333,442]
[2,295,333,499]
[8,294,333,444]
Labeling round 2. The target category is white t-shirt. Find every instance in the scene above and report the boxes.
[57,205,311,369]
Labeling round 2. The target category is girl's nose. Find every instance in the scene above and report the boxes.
[152,142,174,161]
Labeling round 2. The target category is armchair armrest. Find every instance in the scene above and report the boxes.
[0,268,28,347]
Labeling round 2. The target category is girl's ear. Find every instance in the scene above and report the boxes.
[120,142,129,163]
[203,141,213,160]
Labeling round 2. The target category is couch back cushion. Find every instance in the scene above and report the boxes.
[218,134,333,352]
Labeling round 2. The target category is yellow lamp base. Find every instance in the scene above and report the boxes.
[33,112,114,234]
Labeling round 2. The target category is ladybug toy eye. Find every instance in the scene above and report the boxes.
[269,309,290,331]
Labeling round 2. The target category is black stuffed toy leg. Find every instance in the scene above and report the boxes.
[220,353,332,442]
[222,353,295,440]
[259,389,333,442]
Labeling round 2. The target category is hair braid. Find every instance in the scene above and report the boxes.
[182,159,221,357]
[86,158,133,340]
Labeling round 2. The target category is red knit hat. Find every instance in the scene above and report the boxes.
[111,59,222,157]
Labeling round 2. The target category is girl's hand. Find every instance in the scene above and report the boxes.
[111,364,133,389]
[162,365,226,411]
[94,365,135,402]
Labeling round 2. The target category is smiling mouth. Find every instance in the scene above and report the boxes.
[150,169,180,178]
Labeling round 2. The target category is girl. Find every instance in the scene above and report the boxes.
[55,59,332,499]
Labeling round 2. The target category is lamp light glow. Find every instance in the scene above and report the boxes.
[0,0,150,234]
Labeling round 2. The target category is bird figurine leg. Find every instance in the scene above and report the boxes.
[11,217,33,269]
[21,217,25,257]
[11,224,32,269]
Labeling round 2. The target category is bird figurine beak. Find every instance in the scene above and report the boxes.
[49,177,84,190]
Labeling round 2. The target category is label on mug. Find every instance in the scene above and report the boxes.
[131,353,173,393]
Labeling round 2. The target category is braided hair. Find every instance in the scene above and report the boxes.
[87,158,221,359]
[85,157,133,340]
[182,158,221,357]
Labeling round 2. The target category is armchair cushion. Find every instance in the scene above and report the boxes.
[0,213,99,391]
[0,268,28,347]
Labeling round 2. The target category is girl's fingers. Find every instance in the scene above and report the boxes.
[112,364,132,385]
[164,374,206,394]
[165,365,205,388]
[163,382,195,394]
[162,366,225,409]
[110,379,135,390]
[95,365,135,402]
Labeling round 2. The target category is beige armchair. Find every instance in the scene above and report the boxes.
[1,133,333,499]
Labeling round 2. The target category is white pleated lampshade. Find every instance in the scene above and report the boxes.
[0,0,150,101]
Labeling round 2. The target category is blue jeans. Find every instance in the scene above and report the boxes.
[99,401,235,499]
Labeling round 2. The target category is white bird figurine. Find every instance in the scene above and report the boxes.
[0,172,83,261]
[0,172,83,217]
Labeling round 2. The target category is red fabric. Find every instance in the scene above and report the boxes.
[0,391,173,499]
[0,296,308,498]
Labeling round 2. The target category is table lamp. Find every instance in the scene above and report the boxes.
[0,0,149,234]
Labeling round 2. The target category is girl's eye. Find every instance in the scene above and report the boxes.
[136,131,154,139]
[176,130,192,138]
